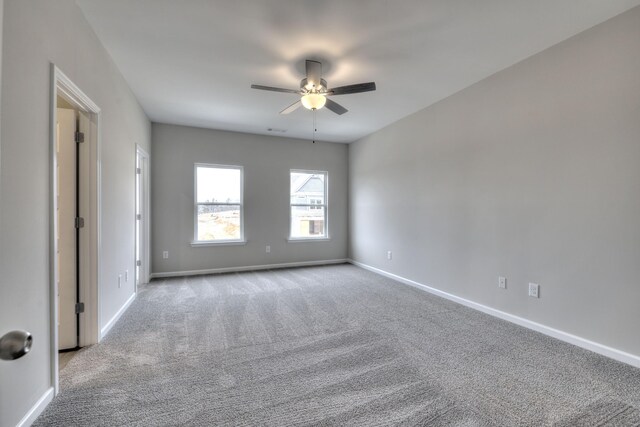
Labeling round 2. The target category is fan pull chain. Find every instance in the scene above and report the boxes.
[312,108,317,144]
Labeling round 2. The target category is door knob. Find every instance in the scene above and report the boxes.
[0,330,33,361]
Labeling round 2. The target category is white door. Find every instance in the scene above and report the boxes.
[56,108,77,350]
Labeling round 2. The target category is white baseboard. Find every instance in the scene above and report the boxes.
[16,387,53,427]
[149,259,348,279]
[349,259,640,369]
[100,292,136,340]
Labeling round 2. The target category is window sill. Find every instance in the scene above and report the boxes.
[286,237,331,243]
[191,240,247,247]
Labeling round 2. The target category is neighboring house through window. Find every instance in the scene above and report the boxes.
[194,164,243,243]
[290,170,327,239]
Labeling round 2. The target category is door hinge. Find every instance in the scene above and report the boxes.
[136,167,141,174]
[75,217,85,228]
[75,132,85,143]
[136,260,142,267]
[75,302,85,314]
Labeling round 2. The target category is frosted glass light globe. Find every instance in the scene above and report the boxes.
[301,93,326,110]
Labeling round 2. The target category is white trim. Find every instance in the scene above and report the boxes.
[287,237,331,242]
[150,259,348,279]
[190,240,247,247]
[55,78,100,113]
[349,259,640,368]
[194,163,244,244]
[49,65,58,393]
[289,169,329,240]
[135,144,150,287]
[50,64,102,395]
[100,292,136,340]
[16,387,54,427]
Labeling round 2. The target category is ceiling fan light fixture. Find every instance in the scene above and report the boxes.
[301,93,326,110]
[251,60,374,116]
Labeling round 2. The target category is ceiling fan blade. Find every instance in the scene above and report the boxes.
[327,82,376,96]
[251,84,300,94]
[305,60,322,87]
[280,100,302,114]
[324,98,348,115]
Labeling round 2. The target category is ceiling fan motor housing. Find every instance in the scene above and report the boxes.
[300,78,327,93]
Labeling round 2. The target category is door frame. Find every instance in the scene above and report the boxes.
[135,144,150,288]
[49,65,101,394]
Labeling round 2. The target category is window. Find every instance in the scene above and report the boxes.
[194,164,243,243]
[290,170,327,239]
[309,198,322,210]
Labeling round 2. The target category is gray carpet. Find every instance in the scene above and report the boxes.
[35,264,640,426]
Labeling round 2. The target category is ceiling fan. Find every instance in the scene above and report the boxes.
[251,60,376,115]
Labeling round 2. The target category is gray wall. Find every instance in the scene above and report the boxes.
[152,124,348,274]
[349,7,640,357]
[0,1,150,426]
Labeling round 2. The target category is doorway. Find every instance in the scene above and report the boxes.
[50,65,101,393]
[135,145,150,288]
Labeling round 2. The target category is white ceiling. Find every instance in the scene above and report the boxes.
[77,0,640,143]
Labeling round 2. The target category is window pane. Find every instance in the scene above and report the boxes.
[290,206,325,238]
[291,172,325,205]
[197,204,241,241]
[197,167,241,204]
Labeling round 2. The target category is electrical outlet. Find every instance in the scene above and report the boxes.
[498,276,507,289]
[387,251,392,260]
[266,245,271,253]
[528,283,539,298]
[163,251,169,259]
[118,274,122,288]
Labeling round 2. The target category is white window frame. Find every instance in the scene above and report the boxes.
[288,169,329,241]
[192,163,245,246]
